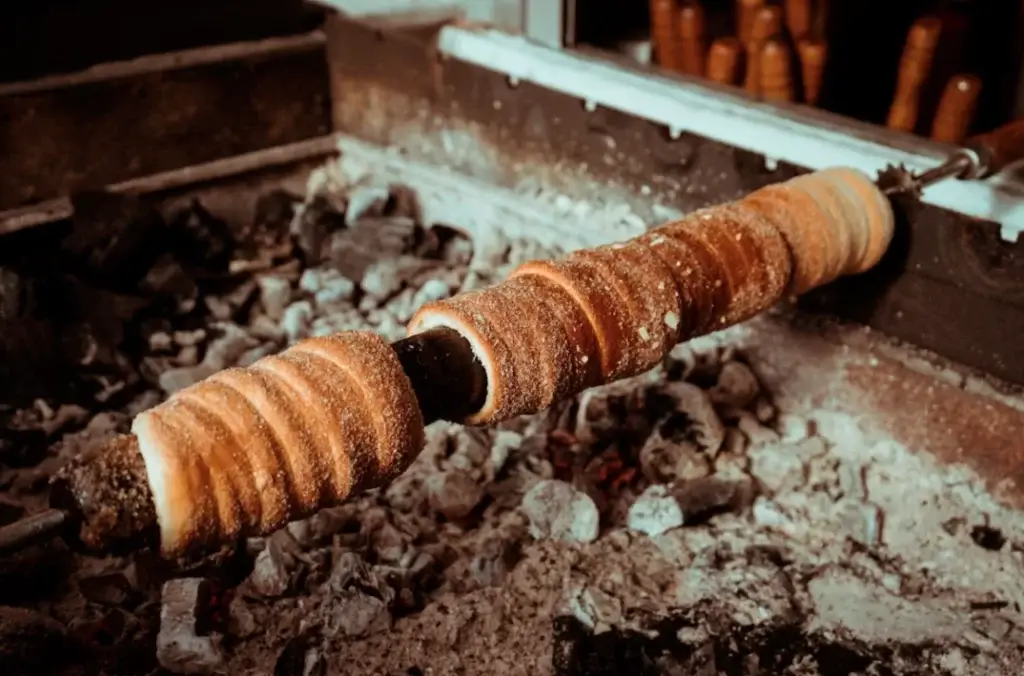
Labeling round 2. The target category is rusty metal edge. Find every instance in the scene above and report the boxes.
[0,135,339,236]
[1,29,332,210]
[0,30,326,97]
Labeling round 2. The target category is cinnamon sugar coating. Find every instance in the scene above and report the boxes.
[512,258,635,382]
[739,168,894,292]
[408,273,603,424]
[132,331,424,558]
[407,168,891,428]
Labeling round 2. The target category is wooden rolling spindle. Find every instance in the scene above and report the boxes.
[761,39,795,103]
[784,0,813,39]
[737,0,766,44]
[886,16,942,133]
[797,38,827,106]
[744,5,783,96]
[707,37,742,85]
[650,0,681,71]
[967,119,1024,177]
[677,2,706,76]
[930,74,982,144]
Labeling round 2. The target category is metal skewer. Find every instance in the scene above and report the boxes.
[0,508,67,556]
[878,119,1024,197]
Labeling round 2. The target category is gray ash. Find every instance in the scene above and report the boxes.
[1,164,1023,676]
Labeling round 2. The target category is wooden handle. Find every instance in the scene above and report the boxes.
[737,0,767,44]
[797,38,827,106]
[707,37,742,85]
[650,0,680,71]
[761,39,795,103]
[967,119,1024,176]
[886,16,942,132]
[744,6,783,95]
[930,74,982,144]
[749,5,783,43]
[785,0,813,39]
[677,2,706,76]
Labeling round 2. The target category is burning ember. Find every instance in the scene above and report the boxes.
[1,159,1023,676]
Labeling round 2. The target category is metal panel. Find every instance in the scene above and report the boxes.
[311,0,525,33]
[0,32,331,211]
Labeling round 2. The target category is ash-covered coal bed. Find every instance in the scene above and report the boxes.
[2,159,1024,676]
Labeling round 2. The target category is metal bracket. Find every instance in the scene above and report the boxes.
[523,0,564,49]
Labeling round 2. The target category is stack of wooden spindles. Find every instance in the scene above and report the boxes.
[886,15,982,143]
[646,1,984,142]
[647,0,828,106]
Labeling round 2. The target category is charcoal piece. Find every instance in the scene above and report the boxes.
[0,499,25,525]
[166,199,235,273]
[0,606,75,676]
[345,183,390,225]
[139,255,198,309]
[670,476,752,523]
[244,540,295,599]
[274,628,322,676]
[77,572,137,608]
[235,190,301,262]
[0,427,48,469]
[255,189,302,231]
[156,578,224,675]
[0,317,85,405]
[62,191,168,291]
[427,470,485,521]
[426,224,474,265]
[292,193,346,264]
[0,266,25,321]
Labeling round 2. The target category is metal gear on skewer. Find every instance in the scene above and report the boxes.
[876,163,921,197]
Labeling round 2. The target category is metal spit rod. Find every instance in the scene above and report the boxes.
[878,119,1024,196]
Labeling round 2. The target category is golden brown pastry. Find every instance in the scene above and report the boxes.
[132,331,424,557]
[513,243,685,382]
[739,167,894,292]
[407,273,604,425]
[406,168,891,426]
